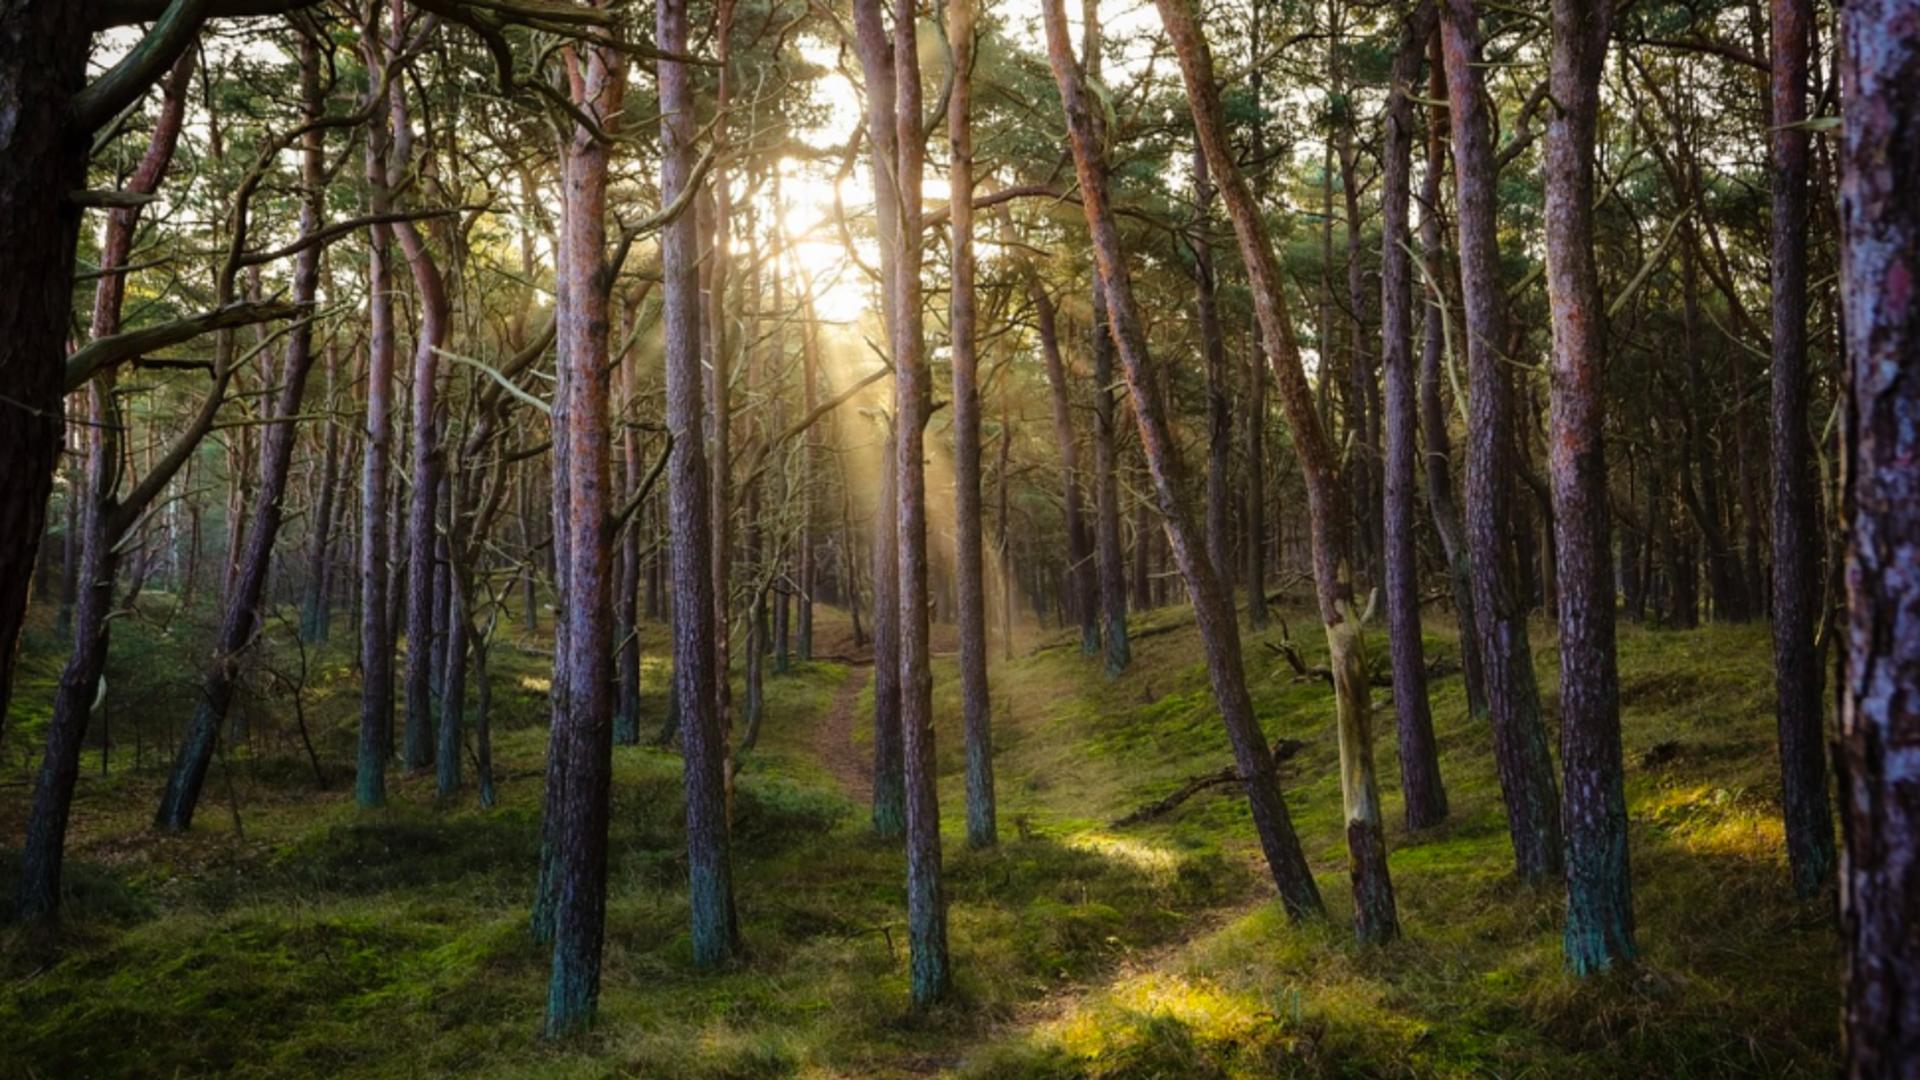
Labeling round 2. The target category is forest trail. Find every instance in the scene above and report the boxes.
[814,662,872,803]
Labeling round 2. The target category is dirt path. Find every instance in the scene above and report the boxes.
[814,663,872,802]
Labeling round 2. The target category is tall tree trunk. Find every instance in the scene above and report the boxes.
[1439,0,1563,882]
[399,209,449,773]
[615,302,643,746]
[1091,288,1132,675]
[1156,0,1395,942]
[16,48,195,889]
[542,33,626,1035]
[302,343,342,643]
[158,34,324,832]
[0,5,93,730]
[1415,26,1488,717]
[1380,2,1448,832]
[1767,0,1836,901]
[16,376,121,920]
[1836,0,1920,1070]
[1544,0,1633,973]
[853,0,906,840]
[1051,0,1327,925]
[1082,0,1131,677]
[659,0,739,969]
[1193,145,1235,600]
[948,0,995,850]
[1029,273,1101,655]
[358,9,398,808]
[878,0,952,1006]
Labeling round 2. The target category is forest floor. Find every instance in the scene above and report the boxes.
[0,593,1840,1077]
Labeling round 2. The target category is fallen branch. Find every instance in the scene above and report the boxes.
[1111,737,1305,827]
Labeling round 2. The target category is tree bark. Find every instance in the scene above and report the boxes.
[156,32,326,831]
[1414,27,1488,717]
[659,0,739,970]
[0,4,94,730]
[853,0,906,840]
[1767,0,1836,901]
[542,33,626,1034]
[358,8,398,809]
[1439,0,1563,882]
[1051,0,1328,926]
[1193,146,1236,600]
[880,0,952,1007]
[1380,2,1448,832]
[1836,0,1920,1071]
[1544,0,1633,973]
[1157,0,1395,941]
[948,0,996,850]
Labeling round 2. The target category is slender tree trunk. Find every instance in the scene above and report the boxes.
[948,0,995,850]
[1194,144,1235,599]
[1090,288,1132,675]
[1439,0,1563,882]
[615,327,643,746]
[660,0,739,968]
[302,344,342,643]
[1052,0,1327,925]
[399,210,450,774]
[358,12,398,808]
[1414,27,1488,718]
[877,0,953,1006]
[1767,0,1837,901]
[542,36,627,1035]
[15,378,120,920]
[156,36,322,831]
[1380,2,1448,831]
[1544,0,1633,973]
[853,0,906,840]
[1158,0,1396,941]
[18,49,196,913]
[1029,274,1101,654]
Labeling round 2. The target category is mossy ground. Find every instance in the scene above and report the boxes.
[1,593,1836,1077]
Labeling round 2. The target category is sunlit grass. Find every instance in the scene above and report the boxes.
[0,598,1838,1077]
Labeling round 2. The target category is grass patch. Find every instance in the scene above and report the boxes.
[0,601,1836,1076]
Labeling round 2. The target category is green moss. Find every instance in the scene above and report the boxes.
[0,604,1836,1077]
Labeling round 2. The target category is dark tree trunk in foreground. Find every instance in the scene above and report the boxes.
[1156,0,1395,942]
[1047,0,1326,924]
[0,4,93,729]
[157,34,326,831]
[948,0,996,850]
[1415,29,1488,718]
[542,32,626,1035]
[1379,2,1448,831]
[1767,0,1836,901]
[1440,0,1563,883]
[1836,1,1920,1071]
[880,0,952,1006]
[15,41,196,897]
[1544,0,1633,974]
[853,0,906,839]
[660,0,739,970]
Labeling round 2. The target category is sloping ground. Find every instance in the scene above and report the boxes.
[0,599,1836,1077]
[954,607,1837,1077]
